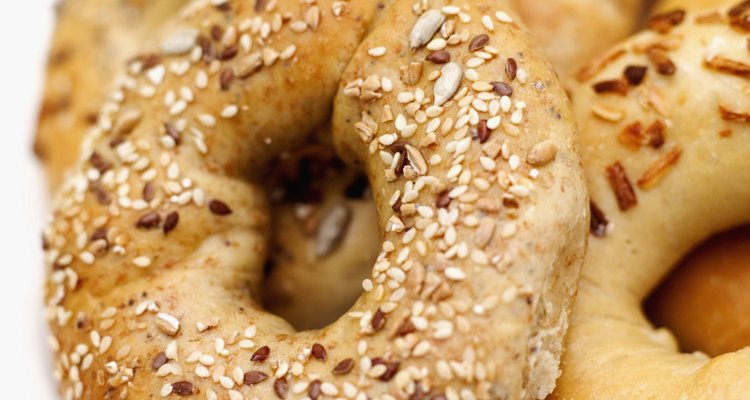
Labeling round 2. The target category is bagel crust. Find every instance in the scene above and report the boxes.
[556,2,750,398]
[511,0,645,79]
[36,0,190,188]
[41,1,588,399]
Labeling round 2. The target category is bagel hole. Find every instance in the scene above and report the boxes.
[644,224,750,357]
[260,139,379,331]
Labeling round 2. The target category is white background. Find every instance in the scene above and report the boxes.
[0,0,58,397]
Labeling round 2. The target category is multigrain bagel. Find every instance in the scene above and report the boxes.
[42,1,588,399]
[554,2,750,398]
[34,0,646,337]
[33,0,635,339]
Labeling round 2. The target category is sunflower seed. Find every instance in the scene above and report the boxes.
[405,145,428,175]
[155,313,180,336]
[434,62,463,106]
[113,107,143,135]
[409,10,445,51]
[315,203,352,258]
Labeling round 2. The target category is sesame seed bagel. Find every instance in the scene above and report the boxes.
[554,2,750,398]
[41,1,588,399]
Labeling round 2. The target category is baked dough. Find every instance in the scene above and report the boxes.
[36,0,188,187]
[512,0,646,78]
[555,2,750,397]
[42,1,588,399]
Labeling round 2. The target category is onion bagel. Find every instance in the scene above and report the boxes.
[555,2,750,398]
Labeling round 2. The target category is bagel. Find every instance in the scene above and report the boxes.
[37,0,648,332]
[42,1,588,400]
[554,2,750,398]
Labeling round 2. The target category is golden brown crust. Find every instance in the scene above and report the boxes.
[36,0,189,188]
[646,225,750,357]
[41,1,587,399]
[262,135,379,330]
[512,0,647,79]
[38,0,380,334]
[555,2,750,398]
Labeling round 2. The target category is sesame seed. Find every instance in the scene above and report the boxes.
[482,15,495,31]
[169,100,187,115]
[244,325,257,339]
[321,382,339,396]
[161,29,199,55]
[495,11,513,23]
[445,267,465,280]
[426,38,447,51]
[195,366,210,377]
[433,320,455,339]
[221,104,239,118]
[219,376,235,389]
[466,57,484,68]
[146,65,166,85]
[368,46,387,57]
[442,5,460,14]
[160,383,173,397]
[413,340,431,356]
[198,113,217,127]
[133,256,152,268]
[508,154,521,170]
